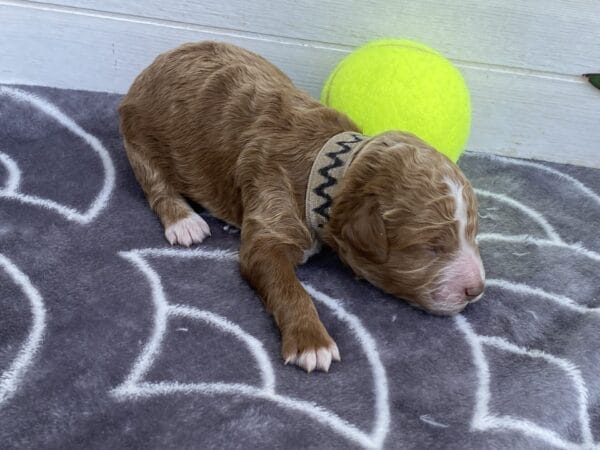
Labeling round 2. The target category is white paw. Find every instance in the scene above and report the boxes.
[164,213,211,247]
[285,343,341,373]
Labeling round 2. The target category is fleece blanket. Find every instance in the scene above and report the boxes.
[1,84,599,450]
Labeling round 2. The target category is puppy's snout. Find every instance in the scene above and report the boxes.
[462,253,485,302]
[465,282,485,300]
[463,246,485,280]
[430,248,485,313]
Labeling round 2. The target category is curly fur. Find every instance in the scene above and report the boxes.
[119,41,485,371]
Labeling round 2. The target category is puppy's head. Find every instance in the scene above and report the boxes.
[325,131,485,315]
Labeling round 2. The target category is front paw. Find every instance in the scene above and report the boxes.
[164,213,211,247]
[282,318,341,373]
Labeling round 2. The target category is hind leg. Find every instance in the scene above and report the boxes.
[123,139,211,246]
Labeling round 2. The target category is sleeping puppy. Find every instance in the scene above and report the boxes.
[119,41,485,373]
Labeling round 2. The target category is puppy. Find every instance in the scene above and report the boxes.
[119,41,485,373]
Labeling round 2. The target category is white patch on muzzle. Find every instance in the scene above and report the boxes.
[432,179,485,312]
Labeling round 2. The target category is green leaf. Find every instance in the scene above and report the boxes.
[583,73,600,90]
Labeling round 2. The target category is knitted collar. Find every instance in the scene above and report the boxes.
[305,131,370,239]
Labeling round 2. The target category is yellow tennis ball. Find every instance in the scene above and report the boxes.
[322,39,471,162]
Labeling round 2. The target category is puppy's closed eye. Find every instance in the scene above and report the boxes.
[424,246,442,257]
[399,239,443,253]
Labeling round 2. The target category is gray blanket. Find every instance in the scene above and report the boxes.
[1,84,599,450]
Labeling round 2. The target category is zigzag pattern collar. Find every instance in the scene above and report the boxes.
[306,131,370,239]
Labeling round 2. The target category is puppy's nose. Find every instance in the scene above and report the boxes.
[465,283,485,300]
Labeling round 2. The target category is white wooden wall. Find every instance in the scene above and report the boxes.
[1,0,599,167]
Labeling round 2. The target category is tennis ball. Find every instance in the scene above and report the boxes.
[321,39,471,162]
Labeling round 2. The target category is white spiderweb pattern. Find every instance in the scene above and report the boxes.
[459,156,600,450]
[112,248,390,450]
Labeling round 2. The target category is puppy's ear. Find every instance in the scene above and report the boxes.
[341,196,388,263]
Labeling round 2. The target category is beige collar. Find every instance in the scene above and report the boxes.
[305,131,370,239]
